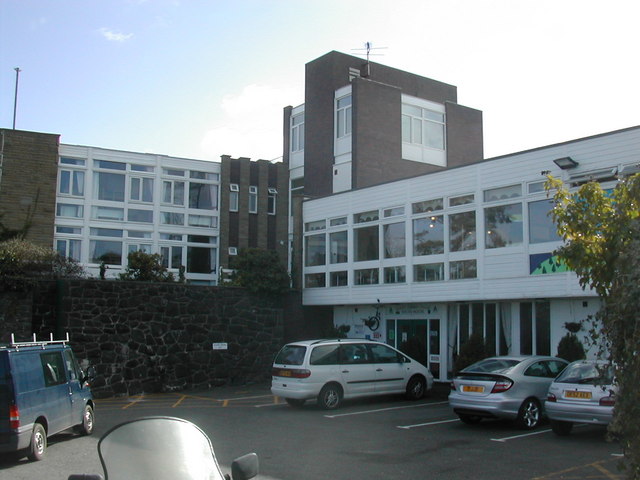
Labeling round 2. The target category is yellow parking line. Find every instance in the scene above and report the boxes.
[592,462,622,480]
[172,395,186,408]
[122,395,144,409]
[222,399,229,407]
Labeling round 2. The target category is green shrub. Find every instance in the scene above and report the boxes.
[119,251,175,282]
[557,333,586,362]
[454,332,489,374]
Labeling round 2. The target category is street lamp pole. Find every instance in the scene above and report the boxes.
[13,67,21,130]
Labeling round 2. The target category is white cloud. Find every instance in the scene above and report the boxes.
[200,84,302,161]
[99,28,134,43]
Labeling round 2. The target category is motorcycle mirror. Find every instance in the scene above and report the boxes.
[231,452,259,480]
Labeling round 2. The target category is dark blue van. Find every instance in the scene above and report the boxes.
[0,334,95,460]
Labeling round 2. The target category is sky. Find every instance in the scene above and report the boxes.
[1,0,639,163]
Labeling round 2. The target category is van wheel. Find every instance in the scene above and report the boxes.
[318,384,342,410]
[76,405,94,435]
[27,423,46,461]
[405,376,426,400]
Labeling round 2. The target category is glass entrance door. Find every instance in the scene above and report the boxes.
[391,319,442,381]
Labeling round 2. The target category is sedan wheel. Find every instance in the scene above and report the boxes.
[517,398,541,429]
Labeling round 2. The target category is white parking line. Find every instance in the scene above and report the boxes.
[491,429,552,442]
[324,401,449,418]
[397,418,459,429]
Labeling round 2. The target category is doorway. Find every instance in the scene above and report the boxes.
[389,319,442,381]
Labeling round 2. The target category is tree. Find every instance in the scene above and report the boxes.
[547,174,640,479]
[228,248,290,296]
[119,251,175,282]
[0,238,85,289]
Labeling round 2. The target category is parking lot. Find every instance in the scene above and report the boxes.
[0,383,625,480]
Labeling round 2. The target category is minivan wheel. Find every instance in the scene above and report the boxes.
[550,419,573,436]
[27,423,46,461]
[517,398,541,430]
[405,376,426,400]
[318,384,342,410]
[76,405,94,435]
[285,398,306,407]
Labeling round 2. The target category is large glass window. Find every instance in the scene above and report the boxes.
[90,240,122,265]
[127,209,153,223]
[336,95,352,138]
[56,239,81,261]
[449,211,476,251]
[130,177,153,202]
[291,113,304,152]
[59,170,85,196]
[413,216,444,256]
[384,222,405,258]
[305,234,326,266]
[450,259,477,280]
[94,172,125,202]
[163,180,185,206]
[354,268,378,285]
[189,183,217,209]
[56,204,83,218]
[401,104,445,150]
[187,247,216,274]
[160,212,184,226]
[91,206,124,221]
[384,266,406,284]
[414,263,444,282]
[528,200,561,244]
[305,273,325,288]
[485,203,523,248]
[330,271,348,287]
[329,231,348,264]
[520,301,551,356]
[188,215,216,228]
[160,246,183,269]
[354,225,379,261]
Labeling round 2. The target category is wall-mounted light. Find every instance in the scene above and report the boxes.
[553,156,579,170]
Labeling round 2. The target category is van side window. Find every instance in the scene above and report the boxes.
[40,352,67,387]
[369,344,402,364]
[63,349,81,381]
[310,345,340,365]
[340,344,371,365]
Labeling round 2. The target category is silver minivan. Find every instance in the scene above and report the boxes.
[271,339,434,409]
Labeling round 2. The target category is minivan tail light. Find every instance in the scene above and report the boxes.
[272,367,311,379]
[547,393,557,402]
[599,396,615,407]
[491,379,513,393]
[9,405,20,429]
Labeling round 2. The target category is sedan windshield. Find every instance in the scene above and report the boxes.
[463,358,521,374]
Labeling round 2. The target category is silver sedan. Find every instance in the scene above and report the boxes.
[546,360,616,436]
[448,355,568,429]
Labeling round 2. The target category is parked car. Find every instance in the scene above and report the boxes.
[448,355,568,429]
[0,335,95,461]
[271,339,434,409]
[546,359,616,436]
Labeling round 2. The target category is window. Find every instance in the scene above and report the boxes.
[414,263,444,282]
[127,209,153,223]
[56,239,81,261]
[56,203,83,218]
[188,235,216,244]
[128,243,152,255]
[305,273,326,288]
[528,181,546,194]
[412,198,443,214]
[59,169,85,196]
[91,206,124,221]
[329,231,348,264]
[483,184,522,202]
[519,301,550,356]
[160,212,184,225]
[528,200,560,244]
[450,260,477,280]
[341,344,371,364]
[449,211,476,251]
[189,183,217,209]
[187,246,216,274]
[60,157,85,166]
[305,220,326,231]
[384,266,406,284]
[160,233,183,241]
[130,177,153,202]
[383,222,405,258]
[354,210,379,223]
[163,168,185,176]
[127,230,152,238]
[449,194,474,207]
[188,215,216,228]
[354,268,378,285]
[90,240,122,265]
[41,352,66,387]
[413,216,444,256]
[94,172,125,202]
[354,225,379,261]
[56,226,81,234]
[131,164,154,172]
[330,271,348,287]
[291,113,304,152]
[163,180,185,206]
[267,188,277,215]
[95,160,125,170]
[190,170,217,181]
[485,203,523,248]
[229,184,239,212]
[249,186,258,213]
[369,344,403,363]
[336,95,352,138]
[330,217,347,227]
[401,103,445,150]
[160,246,183,269]
[305,234,326,266]
[310,345,339,366]
[383,206,404,218]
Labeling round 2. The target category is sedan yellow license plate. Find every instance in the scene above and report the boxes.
[279,370,292,377]
[565,390,592,399]
[462,385,485,393]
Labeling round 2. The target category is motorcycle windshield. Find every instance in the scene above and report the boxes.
[98,417,225,480]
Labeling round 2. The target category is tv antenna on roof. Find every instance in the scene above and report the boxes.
[351,42,387,78]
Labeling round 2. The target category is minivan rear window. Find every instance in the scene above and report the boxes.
[274,345,306,366]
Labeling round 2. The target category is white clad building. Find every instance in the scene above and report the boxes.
[301,126,640,382]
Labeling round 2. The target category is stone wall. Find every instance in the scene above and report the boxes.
[4,279,285,398]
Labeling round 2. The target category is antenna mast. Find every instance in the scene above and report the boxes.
[13,67,21,130]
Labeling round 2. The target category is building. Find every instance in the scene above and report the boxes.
[299,125,640,381]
